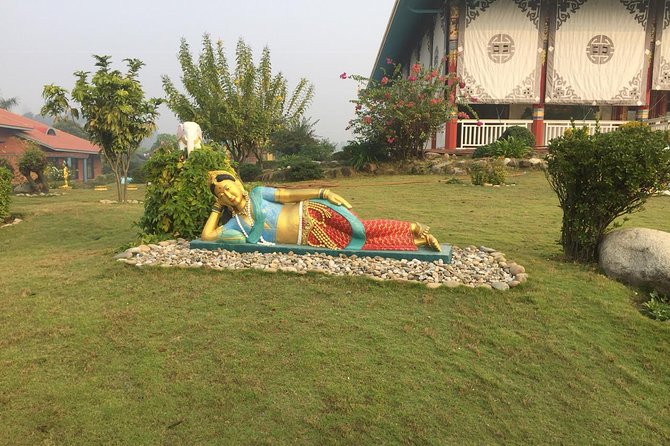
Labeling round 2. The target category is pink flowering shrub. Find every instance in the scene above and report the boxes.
[347,59,476,160]
[345,60,477,160]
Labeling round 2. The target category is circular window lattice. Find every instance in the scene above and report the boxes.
[587,35,614,64]
[487,34,515,64]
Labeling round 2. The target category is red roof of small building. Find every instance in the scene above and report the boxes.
[0,108,99,154]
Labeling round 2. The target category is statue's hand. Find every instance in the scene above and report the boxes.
[324,190,352,209]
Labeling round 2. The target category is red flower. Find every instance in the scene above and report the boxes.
[424,74,432,81]
[387,137,396,144]
[412,63,421,73]
[355,104,362,111]
[363,116,372,124]
[381,76,389,85]
[430,97,441,104]
[476,120,483,127]
[431,70,439,78]
[471,96,479,103]
[386,57,393,65]
[384,93,391,100]
[457,111,470,119]
[407,102,415,108]
[408,75,417,82]
[340,72,347,79]
[458,80,466,89]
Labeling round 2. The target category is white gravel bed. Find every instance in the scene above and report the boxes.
[115,240,528,290]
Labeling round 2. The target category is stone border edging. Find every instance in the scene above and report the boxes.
[115,240,528,290]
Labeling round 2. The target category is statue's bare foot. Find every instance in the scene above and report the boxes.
[425,234,441,252]
[412,222,430,237]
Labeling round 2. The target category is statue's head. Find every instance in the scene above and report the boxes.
[208,169,246,209]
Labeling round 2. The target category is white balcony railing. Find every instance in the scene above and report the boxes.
[543,120,625,145]
[647,116,670,131]
[455,119,627,149]
[460,119,532,149]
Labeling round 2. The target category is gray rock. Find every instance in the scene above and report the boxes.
[509,264,526,275]
[491,282,510,291]
[599,227,670,294]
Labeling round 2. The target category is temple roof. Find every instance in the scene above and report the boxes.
[0,108,99,154]
[371,0,443,81]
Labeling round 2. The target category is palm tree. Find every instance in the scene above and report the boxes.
[0,95,19,110]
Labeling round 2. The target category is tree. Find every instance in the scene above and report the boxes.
[162,34,314,165]
[41,55,161,202]
[0,94,18,110]
[18,143,49,193]
[347,60,476,160]
[150,133,179,152]
[53,119,88,139]
[271,117,335,161]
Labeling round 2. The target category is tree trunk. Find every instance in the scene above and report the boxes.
[36,170,49,193]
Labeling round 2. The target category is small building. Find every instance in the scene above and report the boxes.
[373,0,670,152]
[0,108,102,181]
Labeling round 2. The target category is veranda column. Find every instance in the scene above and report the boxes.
[532,6,550,148]
[445,3,459,153]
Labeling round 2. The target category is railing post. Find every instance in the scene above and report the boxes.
[531,105,545,148]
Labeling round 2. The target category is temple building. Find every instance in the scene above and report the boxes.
[372,0,670,151]
[0,108,102,182]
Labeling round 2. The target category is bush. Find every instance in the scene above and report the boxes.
[499,125,536,148]
[0,167,11,221]
[286,158,323,182]
[139,145,232,240]
[546,125,670,262]
[18,144,49,193]
[239,163,263,182]
[472,136,533,159]
[469,160,506,185]
[643,291,670,321]
[0,158,14,175]
[92,173,116,185]
[341,141,388,171]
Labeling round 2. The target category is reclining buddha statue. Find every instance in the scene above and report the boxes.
[201,169,441,252]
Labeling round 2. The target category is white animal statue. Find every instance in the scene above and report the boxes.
[177,121,203,157]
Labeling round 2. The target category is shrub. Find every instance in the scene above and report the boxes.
[469,159,506,185]
[239,163,263,182]
[18,144,49,193]
[546,125,670,263]
[347,60,477,160]
[92,173,116,185]
[499,125,536,148]
[139,145,232,240]
[472,136,533,159]
[341,141,388,171]
[286,158,323,182]
[0,158,14,175]
[643,291,670,321]
[0,166,11,221]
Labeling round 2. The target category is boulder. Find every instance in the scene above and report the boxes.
[599,228,670,294]
[13,183,32,194]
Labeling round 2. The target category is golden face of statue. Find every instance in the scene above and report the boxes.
[209,170,246,210]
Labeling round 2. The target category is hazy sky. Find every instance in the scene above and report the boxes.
[1,0,396,145]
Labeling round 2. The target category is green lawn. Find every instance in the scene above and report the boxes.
[1,171,669,445]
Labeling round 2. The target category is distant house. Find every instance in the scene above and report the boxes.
[373,0,670,152]
[0,108,102,182]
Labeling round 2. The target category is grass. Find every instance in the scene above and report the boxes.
[1,172,669,445]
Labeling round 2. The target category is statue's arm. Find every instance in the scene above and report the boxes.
[201,206,247,242]
[273,188,352,209]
